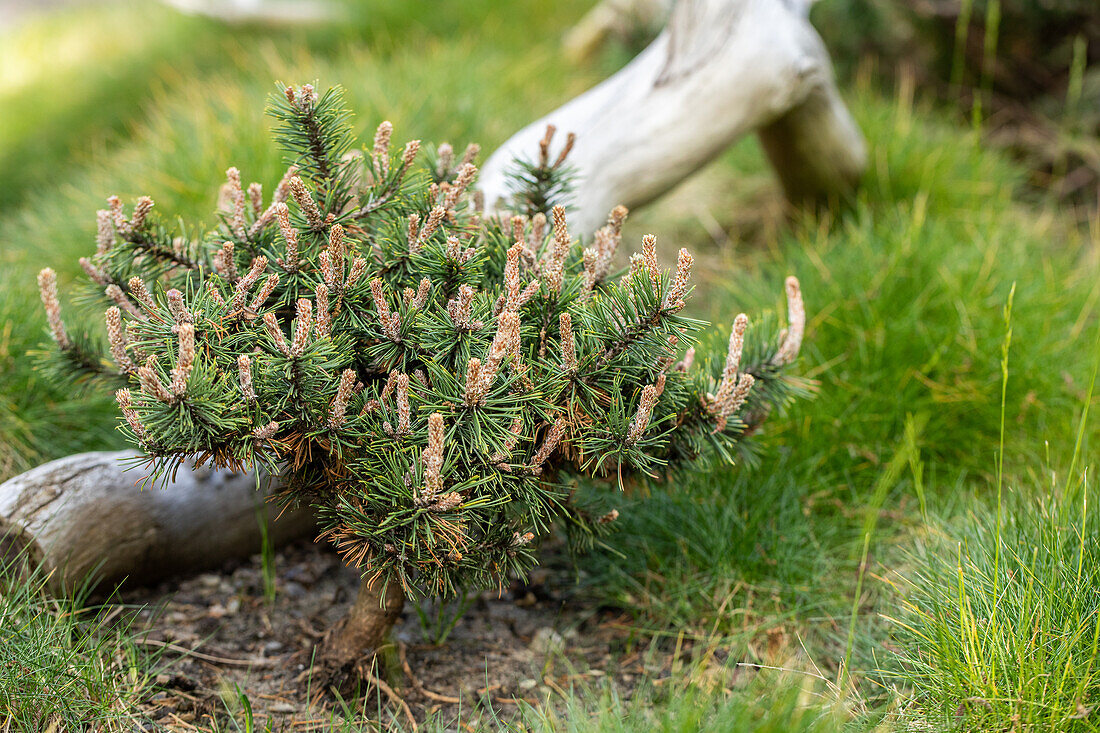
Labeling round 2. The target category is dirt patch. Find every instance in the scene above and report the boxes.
[118,539,669,730]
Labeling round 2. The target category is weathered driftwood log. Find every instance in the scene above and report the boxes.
[0,451,314,593]
[479,0,867,234]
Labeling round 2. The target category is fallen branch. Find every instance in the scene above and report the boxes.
[479,0,866,233]
[0,451,314,594]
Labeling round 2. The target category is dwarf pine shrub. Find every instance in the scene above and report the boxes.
[35,83,808,666]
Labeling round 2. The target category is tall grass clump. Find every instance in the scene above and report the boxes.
[0,553,160,730]
[889,311,1100,730]
[890,471,1100,730]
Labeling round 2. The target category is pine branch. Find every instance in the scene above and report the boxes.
[504,125,577,217]
[268,83,356,212]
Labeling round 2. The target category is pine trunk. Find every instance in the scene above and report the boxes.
[319,575,406,677]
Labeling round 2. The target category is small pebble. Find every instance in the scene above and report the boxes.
[283,565,317,585]
[529,627,564,655]
[197,574,221,588]
[283,581,307,598]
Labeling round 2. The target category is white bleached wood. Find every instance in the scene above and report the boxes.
[0,451,312,593]
[479,0,866,234]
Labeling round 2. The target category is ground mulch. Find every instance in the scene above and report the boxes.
[118,539,680,730]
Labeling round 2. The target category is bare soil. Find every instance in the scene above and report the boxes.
[120,538,668,730]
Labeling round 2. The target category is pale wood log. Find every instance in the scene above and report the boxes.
[479,0,866,234]
[0,451,314,594]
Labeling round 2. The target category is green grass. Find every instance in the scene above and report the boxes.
[0,0,601,214]
[1,1,1099,730]
[888,471,1100,730]
[0,553,161,730]
[884,303,1100,730]
[582,85,1099,704]
[519,672,861,732]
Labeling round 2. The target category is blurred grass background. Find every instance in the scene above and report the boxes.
[1,0,1099,729]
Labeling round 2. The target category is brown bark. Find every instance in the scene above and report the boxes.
[318,575,406,681]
